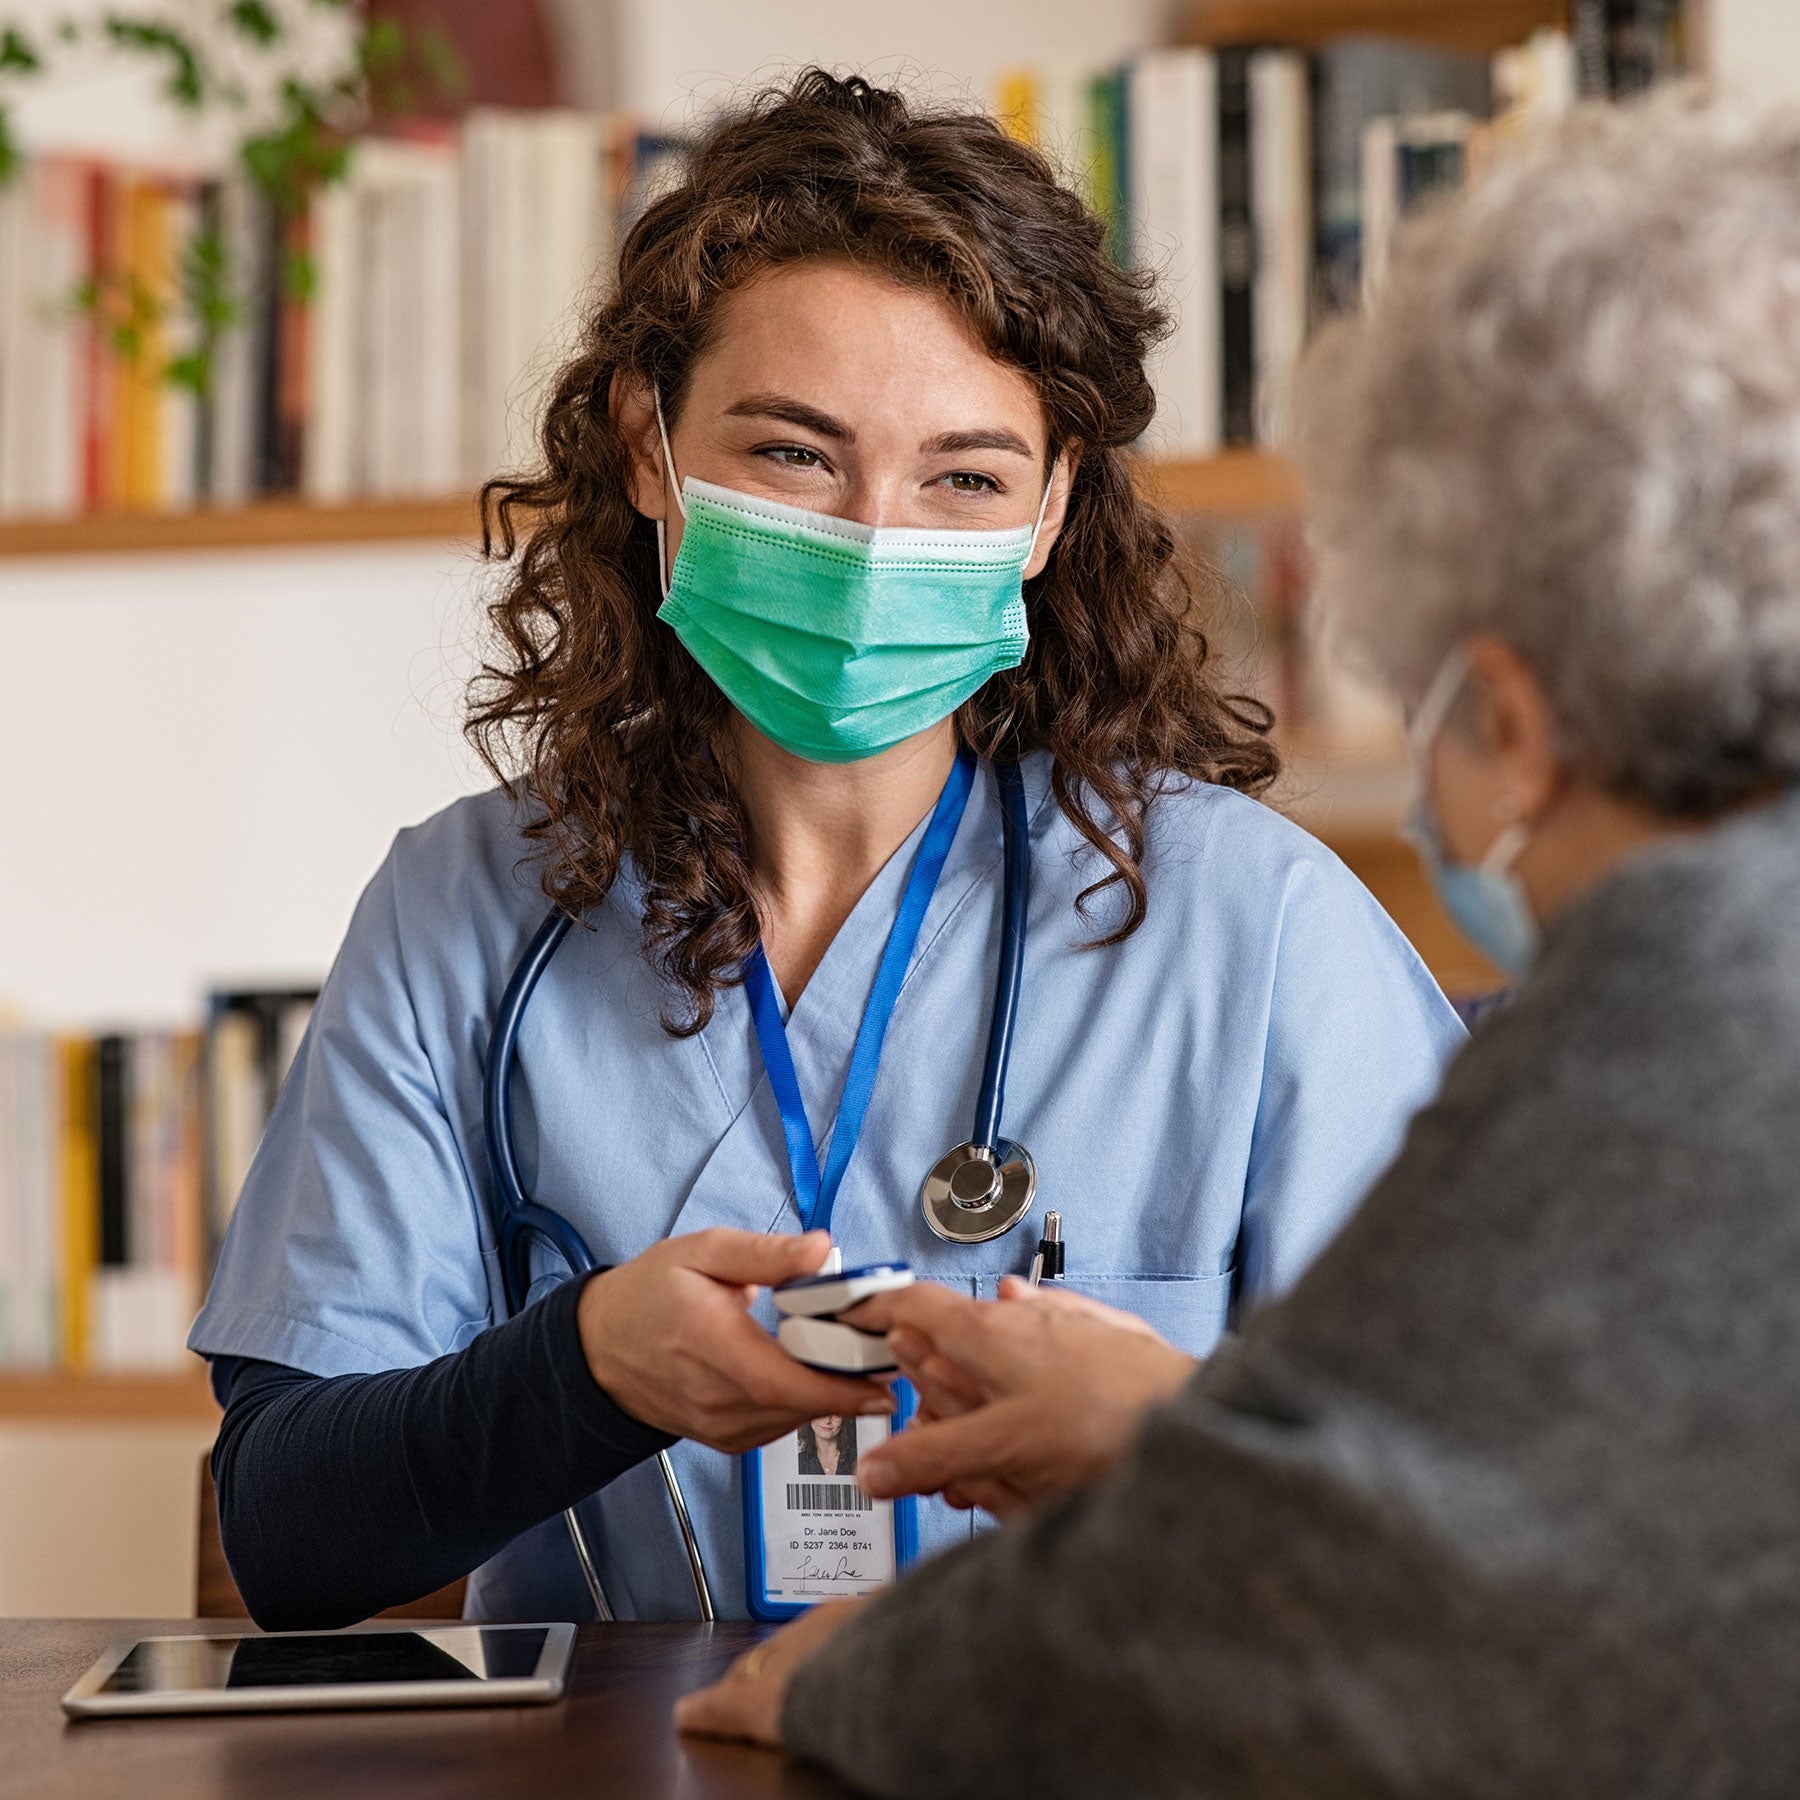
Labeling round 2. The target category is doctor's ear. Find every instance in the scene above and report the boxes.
[610,370,670,523]
[1022,446,1082,582]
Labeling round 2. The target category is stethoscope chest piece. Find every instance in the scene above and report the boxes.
[920,1140,1038,1244]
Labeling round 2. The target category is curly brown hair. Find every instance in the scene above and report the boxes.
[469,69,1278,1033]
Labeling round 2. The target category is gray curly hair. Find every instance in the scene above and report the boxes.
[1297,90,1800,814]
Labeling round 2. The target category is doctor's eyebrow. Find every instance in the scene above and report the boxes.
[725,394,855,440]
[918,427,1034,459]
[723,394,1036,462]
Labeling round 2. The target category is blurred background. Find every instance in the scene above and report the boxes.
[0,0,1783,1616]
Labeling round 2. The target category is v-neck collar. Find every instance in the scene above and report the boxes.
[647,753,1056,1239]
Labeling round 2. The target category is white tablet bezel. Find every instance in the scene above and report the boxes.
[61,1621,577,1718]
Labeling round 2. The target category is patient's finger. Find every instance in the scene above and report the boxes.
[914,1351,984,1417]
[944,1475,1031,1518]
[889,1332,985,1419]
[859,1407,1010,1500]
[845,1284,1009,1377]
[996,1275,1166,1338]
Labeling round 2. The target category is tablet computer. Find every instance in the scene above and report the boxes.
[61,1622,575,1719]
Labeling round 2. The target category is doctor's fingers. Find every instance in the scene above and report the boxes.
[672,1225,835,1291]
[679,1339,893,1455]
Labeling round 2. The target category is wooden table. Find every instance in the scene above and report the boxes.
[0,1619,854,1799]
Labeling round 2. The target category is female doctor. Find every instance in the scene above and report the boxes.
[191,69,1461,1628]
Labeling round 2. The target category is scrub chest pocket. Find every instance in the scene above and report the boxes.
[974,1271,1237,1358]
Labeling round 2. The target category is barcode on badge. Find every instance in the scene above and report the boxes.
[786,1482,873,1513]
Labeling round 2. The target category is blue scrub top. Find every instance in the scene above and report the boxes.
[190,754,1463,1620]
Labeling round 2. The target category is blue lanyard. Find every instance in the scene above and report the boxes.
[743,748,977,1235]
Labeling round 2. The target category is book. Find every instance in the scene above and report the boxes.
[252,192,285,496]
[207,176,266,507]
[1250,53,1311,449]
[0,1009,298,1371]
[1313,38,1492,315]
[1572,0,1684,99]
[1129,47,1221,459]
[203,988,317,1248]
[1086,71,1131,270]
[1216,51,1312,448]
[1218,49,1255,448]
[0,1030,59,1366]
[58,1037,97,1369]
[1473,28,1577,182]
[274,206,312,497]
[460,110,612,486]
[303,176,358,503]
[0,158,87,518]
[994,68,1041,147]
[95,1033,128,1270]
[1361,109,1477,302]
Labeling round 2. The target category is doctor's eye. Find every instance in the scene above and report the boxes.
[761,444,829,471]
[940,470,1001,495]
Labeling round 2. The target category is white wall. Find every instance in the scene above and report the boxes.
[8,0,1181,161]
[0,1421,219,1615]
[0,545,489,1026]
[616,0,1177,125]
[1710,0,1800,106]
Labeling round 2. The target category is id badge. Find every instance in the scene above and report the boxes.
[742,1382,918,1620]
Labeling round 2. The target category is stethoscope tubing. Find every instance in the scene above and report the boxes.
[974,757,1030,1153]
[482,907,583,1312]
[482,905,713,1620]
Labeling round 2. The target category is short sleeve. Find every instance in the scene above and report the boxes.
[188,844,495,1377]
[1237,850,1465,1300]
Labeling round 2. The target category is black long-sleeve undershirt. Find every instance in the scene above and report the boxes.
[208,1274,674,1629]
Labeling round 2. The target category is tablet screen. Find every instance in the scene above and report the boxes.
[98,1627,551,1694]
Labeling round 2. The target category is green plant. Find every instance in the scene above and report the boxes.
[0,3,466,394]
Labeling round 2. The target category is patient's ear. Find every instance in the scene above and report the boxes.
[1466,635,1562,824]
[610,370,669,523]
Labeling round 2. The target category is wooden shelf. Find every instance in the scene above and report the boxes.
[0,1369,218,1422]
[1186,0,1564,52]
[0,456,1301,558]
[1142,449,1301,516]
[0,494,480,559]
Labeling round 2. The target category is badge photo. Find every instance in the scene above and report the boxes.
[742,1382,919,1621]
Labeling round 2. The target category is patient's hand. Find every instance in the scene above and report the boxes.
[675,1597,863,1749]
[843,1279,1196,1516]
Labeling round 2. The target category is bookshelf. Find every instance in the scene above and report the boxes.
[0,455,1303,558]
[1185,0,1565,52]
[0,495,482,559]
[0,1369,217,1422]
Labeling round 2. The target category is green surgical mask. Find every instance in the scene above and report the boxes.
[652,392,1052,764]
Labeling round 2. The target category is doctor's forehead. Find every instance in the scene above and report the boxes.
[681,259,1049,458]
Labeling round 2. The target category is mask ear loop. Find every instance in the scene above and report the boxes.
[1408,646,1540,873]
[1025,456,1060,566]
[652,387,687,602]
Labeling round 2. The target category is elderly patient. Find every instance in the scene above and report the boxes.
[680,96,1800,1798]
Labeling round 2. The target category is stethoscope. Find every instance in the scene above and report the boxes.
[481,755,1036,1619]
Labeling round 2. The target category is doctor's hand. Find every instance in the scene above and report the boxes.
[845,1279,1196,1516]
[576,1228,894,1454]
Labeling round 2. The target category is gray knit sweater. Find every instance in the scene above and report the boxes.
[784,792,1800,1799]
